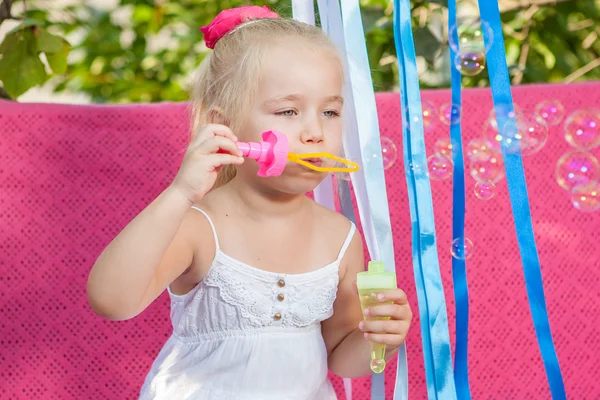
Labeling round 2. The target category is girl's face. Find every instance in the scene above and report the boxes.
[236,43,344,194]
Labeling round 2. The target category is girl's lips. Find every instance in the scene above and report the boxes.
[302,158,323,167]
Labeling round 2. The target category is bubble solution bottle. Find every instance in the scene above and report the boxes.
[356,260,397,374]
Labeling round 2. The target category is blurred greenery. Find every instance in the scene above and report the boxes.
[0,0,598,102]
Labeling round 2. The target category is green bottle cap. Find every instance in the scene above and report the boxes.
[368,260,385,273]
[357,260,397,290]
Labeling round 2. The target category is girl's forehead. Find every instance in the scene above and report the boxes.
[256,46,343,100]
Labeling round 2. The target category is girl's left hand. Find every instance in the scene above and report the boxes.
[358,289,413,351]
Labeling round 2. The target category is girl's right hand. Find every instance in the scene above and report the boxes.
[171,124,244,204]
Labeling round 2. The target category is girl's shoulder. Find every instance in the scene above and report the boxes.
[310,199,356,242]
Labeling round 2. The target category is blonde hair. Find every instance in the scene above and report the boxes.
[189,17,341,188]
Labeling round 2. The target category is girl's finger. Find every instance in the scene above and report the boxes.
[206,153,245,169]
[375,289,409,305]
[363,304,412,321]
[359,319,407,335]
[198,136,242,156]
[192,124,238,146]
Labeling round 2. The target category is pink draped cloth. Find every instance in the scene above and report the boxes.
[1,82,599,399]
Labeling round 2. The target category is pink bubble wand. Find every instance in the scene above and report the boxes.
[236,130,360,177]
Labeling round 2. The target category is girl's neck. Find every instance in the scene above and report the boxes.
[225,176,310,220]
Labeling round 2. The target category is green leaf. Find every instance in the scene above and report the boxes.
[46,40,70,74]
[0,34,47,98]
[0,35,17,54]
[132,5,155,23]
[6,19,45,35]
[532,41,556,69]
[36,29,64,53]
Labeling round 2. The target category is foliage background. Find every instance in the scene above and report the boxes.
[0,0,599,103]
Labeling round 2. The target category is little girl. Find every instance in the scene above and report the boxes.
[87,6,412,400]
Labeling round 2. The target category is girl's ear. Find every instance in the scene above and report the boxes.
[207,107,230,126]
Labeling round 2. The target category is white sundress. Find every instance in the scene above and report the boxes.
[139,206,356,400]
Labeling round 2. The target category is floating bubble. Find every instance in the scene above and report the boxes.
[466,138,495,161]
[454,48,486,76]
[440,103,461,126]
[380,137,398,170]
[571,181,600,213]
[474,181,496,200]
[427,153,453,181]
[469,148,504,183]
[488,103,522,131]
[555,151,600,192]
[564,108,600,151]
[512,112,549,156]
[449,18,493,53]
[535,100,565,126]
[434,138,453,158]
[408,161,424,176]
[335,157,360,182]
[422,100,439,134]
[451,237,474,260]
[483,112,548,156]
[483,118,520,154]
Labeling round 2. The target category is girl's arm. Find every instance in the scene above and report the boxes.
[322,232,412,378]
[87,124,244,321]
[87,185,201,321]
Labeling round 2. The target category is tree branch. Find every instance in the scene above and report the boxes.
[564,57,600,83]
[499,0,575,13]
[0,0,17,25]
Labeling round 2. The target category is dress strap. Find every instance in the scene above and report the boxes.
[336,222,357,262]
[190,206,220,250]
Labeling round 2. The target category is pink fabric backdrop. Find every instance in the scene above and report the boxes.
[1,82,599,399]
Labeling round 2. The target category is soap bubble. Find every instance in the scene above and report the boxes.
[380,137,398,170]
[511,112,549,156]
[571,181,600,213]
[564,108,600,150]
[466,138,495,161]
[555,151,600,191]
[440,103,461,126]
[474,181,496,200]
[535,100,565,126]
[335,157,361,182]
[421,100,438,134]
[488,103,522,131]
[449,18,493,53]
[451,237,474,260]
[434,138,453,158]
[427,153,453,181]
[469,148,504,183]
[484,112,548,156]
[408,161,425,177]
[454,48,486,76]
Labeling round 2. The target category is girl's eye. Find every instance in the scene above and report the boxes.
[276,110,297,117]
[324,110,341,117]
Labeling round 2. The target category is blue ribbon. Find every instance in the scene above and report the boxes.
[447,0,472,398]
[477,1,566,398]
[393,0,457,398]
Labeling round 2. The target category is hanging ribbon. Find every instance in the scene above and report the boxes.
[337,0,409,399]
[477,1,566,398]
[313,1,353,398]
[392,0,457,399]
[291,1,336,211]
[447,0,472,398]
[291,1,315,26]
